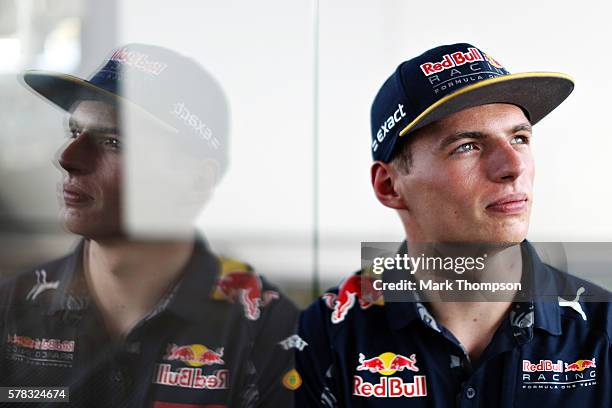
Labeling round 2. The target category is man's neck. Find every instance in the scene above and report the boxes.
[83,237,195,337]
[415,244,523,364]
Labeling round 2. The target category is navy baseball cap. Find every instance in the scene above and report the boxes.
[370,43,574,162]
[21,43,229,174]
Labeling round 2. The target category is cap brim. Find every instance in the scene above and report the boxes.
[397,72,574,138]
[21,70,178,133]
[21,70,121,112]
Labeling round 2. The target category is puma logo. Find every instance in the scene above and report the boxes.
[558,287,587,321]
[26,269,59,301]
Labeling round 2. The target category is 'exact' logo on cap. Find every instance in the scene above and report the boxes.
[372,104,406,153]
[171,102,220,150]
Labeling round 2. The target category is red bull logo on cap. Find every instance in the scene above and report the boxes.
[483,52,504,69]
[164,343,224,368]
[420,47,485,76]
[109,48,168,75]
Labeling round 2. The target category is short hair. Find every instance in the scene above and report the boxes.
[389,137,413,174]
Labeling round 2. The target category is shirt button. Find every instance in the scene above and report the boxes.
[465,386,476,399]
[112,370,123,382]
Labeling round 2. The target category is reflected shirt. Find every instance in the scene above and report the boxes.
[0,238,298,408]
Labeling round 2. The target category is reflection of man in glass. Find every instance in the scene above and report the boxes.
[296,43,610,407]
[1,44,297,407]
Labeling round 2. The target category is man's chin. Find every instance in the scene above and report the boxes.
[62,219,123,241]
[478,230,528,249]
[437,227,528,248]
[470,217,529,245]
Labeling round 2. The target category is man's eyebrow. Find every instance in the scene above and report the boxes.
[67,119,119,135]
[513,123,532,133]
[438,123,533,151]
[438,131,485,151]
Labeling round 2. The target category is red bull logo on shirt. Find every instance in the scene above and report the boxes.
[354,352,427,398]
[357,352,419,375]
[564,358,596,372]
[5,333,75,368]
[322,275,384,324]
[213,257,279,321]
[154,364,228,390]
[521,357,597,390]
[522,359,564,373]
[353,375,427,398]
[7,334,75,353]
[164,343,224,367]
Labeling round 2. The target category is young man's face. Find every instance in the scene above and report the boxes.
[394,103,534,244]
[57,100,122,239]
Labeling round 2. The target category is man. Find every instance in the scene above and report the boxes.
[0,44,298,407]
[296,43,611,407]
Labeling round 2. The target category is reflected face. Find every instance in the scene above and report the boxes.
[57,100,122,239]
[396,103,534,244]
[57,100,217,240]
[123,114,217,238]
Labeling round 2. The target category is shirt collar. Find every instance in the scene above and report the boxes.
[162,237,220,322]
[45,236,220,323]
[383,241,428,331]
[384,240,562,336]
[46,239,89,316]
[521,240,562,336]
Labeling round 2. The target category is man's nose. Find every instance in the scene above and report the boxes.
[57,134,94,174]
[487,141,527,182]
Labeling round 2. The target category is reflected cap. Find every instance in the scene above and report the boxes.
[21,43,229,174]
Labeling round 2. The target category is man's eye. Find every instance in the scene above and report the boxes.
[452,142,477,154]
[68,128,80,139]
[102,138,122,149]
[511,135,530,145]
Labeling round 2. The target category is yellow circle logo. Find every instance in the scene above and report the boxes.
[378,352,399,376]
[184,344,206,367]
[282,369,302,390]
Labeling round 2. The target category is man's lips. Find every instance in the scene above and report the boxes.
[62,186,93,206]
[486,193,528,214]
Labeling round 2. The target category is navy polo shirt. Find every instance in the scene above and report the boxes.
[296,241,611,407]
[0,238,298,407]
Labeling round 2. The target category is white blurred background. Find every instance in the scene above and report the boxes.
[1,0,610,305]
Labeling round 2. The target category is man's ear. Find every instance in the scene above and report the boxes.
[200,159,220,188]
[182,158,219,209]
[192,159,219,193]
[371,161,408,210]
